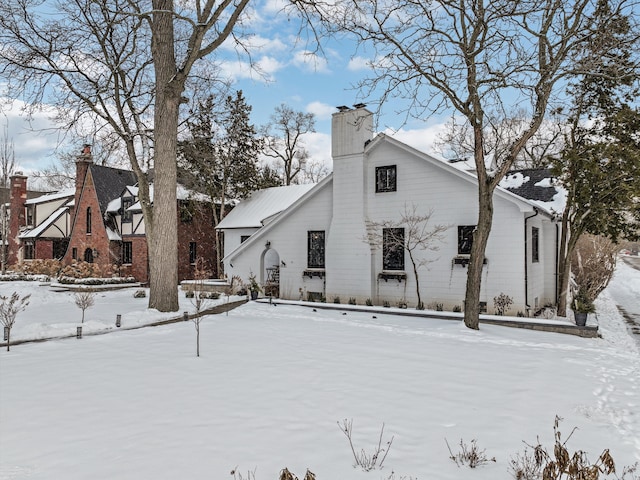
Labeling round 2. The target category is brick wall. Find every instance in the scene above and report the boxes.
[177,201,217,281]
[8,174,27,265]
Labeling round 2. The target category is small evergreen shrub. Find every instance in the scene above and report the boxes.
[348,297,357,305]
[453,305,462,313]
[383,300,390,308]
[365,298,373,306]
[333,296,341,304]
[133,290,146,298]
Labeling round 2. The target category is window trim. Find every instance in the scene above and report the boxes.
[121,197,133,223]
[382,227,405,271]
[532,226,540,263]
[307,230,326,269]
[122,241,133,265]
[375,165,397,193]
[457,225,475,255]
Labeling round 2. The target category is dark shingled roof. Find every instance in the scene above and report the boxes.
[89,164,137,216]
[502,168,558,203]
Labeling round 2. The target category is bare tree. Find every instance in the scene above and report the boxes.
[0,122,16,274]
[366,204,449,309]
[187,257,213,357]
[73,289,96,323]
[262,104,316,185]
[0,0,254,312]
[0,292,30,351]
[293,0,631,328]
[571,233,619,306]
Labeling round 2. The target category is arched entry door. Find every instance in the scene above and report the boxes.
[262,248,280,297]
[84,248,94,263]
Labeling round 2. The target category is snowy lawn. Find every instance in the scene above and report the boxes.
[0,265,639,480]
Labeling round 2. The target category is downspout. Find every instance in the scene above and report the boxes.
[524,208,539,315]
[555,223,560,305]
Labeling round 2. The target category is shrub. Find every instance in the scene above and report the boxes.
[338,419,394,472]
[185,290,195,298]
[348,297,357,305]
[383,300,390,308]
[493,292,514,315]
[333,296,341,304]
[416,301,425,310]
[446,438,495,468]
[453,305,462,313]
[365,298,373,306]
[134,290,146,298]
[510,416,634,480]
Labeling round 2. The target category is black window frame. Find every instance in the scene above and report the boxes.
[307,231,325,269]
[240,235,250,243]
[122,241,133,265]
[375,165,397,193]
[86,207,92,234]
[189,241,197,264]
[532,226,540,263]
[24,240,35,260]
[458,225,475,255]
[383,227,405,271]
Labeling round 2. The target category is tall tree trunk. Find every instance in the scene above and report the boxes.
[148,0,179,312]
[464,185,494,330]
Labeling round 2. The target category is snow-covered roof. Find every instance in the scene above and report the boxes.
[106,227,121,241]
[128,184,211,211]
[19,206,68,239]
[216,184,315,230]
[24,188,74,205]
[499,169,567,216]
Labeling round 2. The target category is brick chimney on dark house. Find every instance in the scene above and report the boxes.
[7,172,28,266]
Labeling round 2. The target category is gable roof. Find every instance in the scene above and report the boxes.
[216,184,315,230]
[222,177,331,262]
[19,206,69,239]
[88,165,137,216]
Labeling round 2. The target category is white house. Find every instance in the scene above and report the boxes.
[218,105,562,315]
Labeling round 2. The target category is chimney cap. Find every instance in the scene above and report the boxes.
[353,103,366,109]
[336,105,351,112]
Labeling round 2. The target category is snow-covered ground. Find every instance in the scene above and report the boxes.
[0,263,639,480]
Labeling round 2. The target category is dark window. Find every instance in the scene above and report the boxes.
[375,165,397,193]
[72,247,77,260]
[189,242,197,264]
[307,231,325,268]
[240,235,250,243]
[122,197,133,223]
[532,227,540,263]
[123,241,133,264]
[458,225,475,255]
[86,207,92,234]
[383,227,404,270]
[84,248,94,263]
[24,241,35,260]
[26,206,34,226]
[180,202,193,223]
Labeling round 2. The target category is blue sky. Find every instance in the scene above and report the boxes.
[0,0,448,179]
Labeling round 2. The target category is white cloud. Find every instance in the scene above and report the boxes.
[383,123,448,156]
[305,102,336,120]
[302,131,332,170]
[347,56,371,71]
[292,50,330,74]
[219,56,285,82]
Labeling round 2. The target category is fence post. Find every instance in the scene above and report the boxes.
[76,326,82,339]
[183,311,189,321]
[116,314,121,327]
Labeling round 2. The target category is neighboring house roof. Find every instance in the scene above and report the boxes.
[19,206,69,239]
[216,184,315,230]
[126,184,213,212]
[500,168,567,215]
[89,165,137,216]
[24,188,74,205]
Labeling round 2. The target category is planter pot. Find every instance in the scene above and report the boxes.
[250,291,258,300]
[574,311,588,327]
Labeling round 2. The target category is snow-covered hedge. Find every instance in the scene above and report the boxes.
[0,273,51,282]
[57,276,137,285]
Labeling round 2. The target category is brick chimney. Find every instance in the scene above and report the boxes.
[74,144,93,215]
[7,172,28,266]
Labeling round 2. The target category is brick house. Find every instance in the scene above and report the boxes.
[7,146,219,283]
